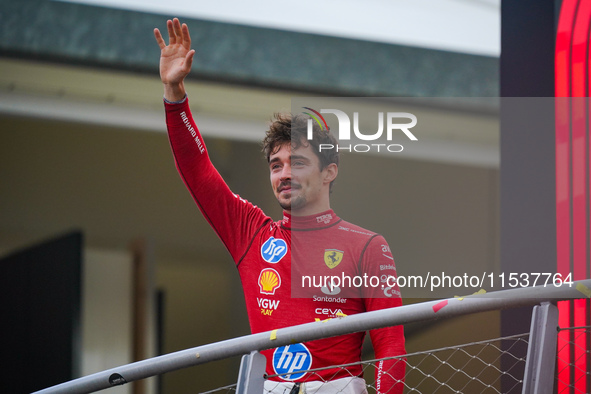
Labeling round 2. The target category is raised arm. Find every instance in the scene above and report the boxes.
[153,18,271,265]
[154,18,196,102]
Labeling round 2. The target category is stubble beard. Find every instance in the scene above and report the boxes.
[276,180,306,211]
[278,194,306,212]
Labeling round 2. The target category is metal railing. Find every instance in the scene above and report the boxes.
[34,279,591,394]
[200,320,587,393]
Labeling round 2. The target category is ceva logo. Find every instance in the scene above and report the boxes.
[273,343,312,381]
[303,107,417,153]
[261,237,288,263]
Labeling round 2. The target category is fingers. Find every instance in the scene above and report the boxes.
[173,18,183,44]
[185,49,196,70]
[154,28,165,49]
[181,23,192,49]
[167,19,177,45]
[161,18,191,48]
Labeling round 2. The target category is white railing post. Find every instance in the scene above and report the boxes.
[521,302,559,394]
[236,351,266,394]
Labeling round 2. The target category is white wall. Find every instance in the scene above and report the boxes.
[82,249,133,393]
[82,248,158,393]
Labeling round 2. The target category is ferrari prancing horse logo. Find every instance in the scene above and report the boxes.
[324,249,344,269]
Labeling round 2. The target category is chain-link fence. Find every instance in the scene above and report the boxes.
[556,325,591,394]
[200,384,237,394]
[387,334,528,393]
[198,333,530,394]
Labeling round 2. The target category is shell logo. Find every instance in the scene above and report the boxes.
[258,268,281,295]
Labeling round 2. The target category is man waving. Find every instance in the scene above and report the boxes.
[155,18,405,394]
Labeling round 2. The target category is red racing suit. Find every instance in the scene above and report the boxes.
[165,97,406,393]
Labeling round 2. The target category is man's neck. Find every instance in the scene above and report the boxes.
[282,209,339,229]
[287,199,331,217]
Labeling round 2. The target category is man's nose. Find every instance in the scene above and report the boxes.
[280,164,291,180]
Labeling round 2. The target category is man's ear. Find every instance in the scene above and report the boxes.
[323,163,338,185]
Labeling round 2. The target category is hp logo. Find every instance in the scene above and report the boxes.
[261,237,288,263]
[272,344,312,381]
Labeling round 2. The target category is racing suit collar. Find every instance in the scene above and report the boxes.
[281,210,340,230]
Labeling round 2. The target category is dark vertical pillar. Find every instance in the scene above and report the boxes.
[500,0,558,310]
[500,1,558,392]
[0,231,83,393]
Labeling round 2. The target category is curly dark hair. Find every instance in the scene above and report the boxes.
[262,113,339,191]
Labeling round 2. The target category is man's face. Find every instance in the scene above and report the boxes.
[269,142,332,214]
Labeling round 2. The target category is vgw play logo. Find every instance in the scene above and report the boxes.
[302,107,417,153]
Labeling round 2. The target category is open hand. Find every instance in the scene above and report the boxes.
[154,18,195,101]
